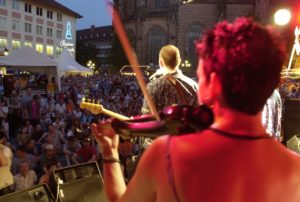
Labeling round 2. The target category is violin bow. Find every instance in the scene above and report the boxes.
[104,0,160,120]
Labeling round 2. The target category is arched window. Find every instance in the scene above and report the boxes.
[147,26,167,64]
[155,0,169,9]
[185,24,203,68]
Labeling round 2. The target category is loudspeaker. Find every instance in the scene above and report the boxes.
[0,184,54,202]
[49,161,106,202]
[283,99,300,143]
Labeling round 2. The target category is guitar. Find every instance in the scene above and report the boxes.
[79,98,131,121]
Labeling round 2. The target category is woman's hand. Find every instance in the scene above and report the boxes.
[91,119,119,159]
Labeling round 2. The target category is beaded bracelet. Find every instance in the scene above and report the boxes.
[102,157,120,164]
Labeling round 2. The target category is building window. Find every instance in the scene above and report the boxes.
[36,25,43,35]
[24,42,32,47]
[12,0,19,10]
[36,7,43,16]
[47,28,53,37]
[57,13,62,22]
[25,22,31,33]
[185,24,203,67]
[57,30,62,39]
[47,10,53,19]
[0,17,7,30]
[25,3,31,13]
[46,46,53,55]
[12,20,20,32]
[12,40,20,50]
[147,26,167,64]
[56,47,62,56]
[0,0,6,6]
[36,44,43,53]
[0,38,7,49]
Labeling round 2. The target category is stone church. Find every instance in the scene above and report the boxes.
[114,0,294,74]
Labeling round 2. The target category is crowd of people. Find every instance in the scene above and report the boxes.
[0,73,145,195]
[279,77,300,100]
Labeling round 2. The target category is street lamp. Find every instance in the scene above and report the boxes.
[87,60,95,70]
[181,60,191,68]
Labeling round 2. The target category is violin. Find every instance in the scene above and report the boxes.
[111,104,214,138]
[80,99,214,139]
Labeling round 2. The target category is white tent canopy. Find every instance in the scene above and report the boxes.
[0,46,57,74]
[0,46,59,91]
[56,49,93,76]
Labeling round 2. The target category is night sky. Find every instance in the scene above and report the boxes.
[56,0,112,30]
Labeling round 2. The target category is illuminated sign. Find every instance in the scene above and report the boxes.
[66,21,72,40]
[60,21,74,53]
[60,40,74,53]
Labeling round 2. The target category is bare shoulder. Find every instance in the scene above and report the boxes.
[134,135,175,178]
[139,136,170,164]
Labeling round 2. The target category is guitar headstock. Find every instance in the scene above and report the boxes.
[80,98,104,115]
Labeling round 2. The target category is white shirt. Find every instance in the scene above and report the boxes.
[0,144,13,189]
[55,103,66,114]
[14,170,37,191]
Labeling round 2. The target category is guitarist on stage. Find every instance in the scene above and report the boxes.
[141,44,198,114]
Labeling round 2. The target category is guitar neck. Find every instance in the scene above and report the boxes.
[102,108,130,121]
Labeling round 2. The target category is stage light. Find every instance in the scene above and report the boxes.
[274,9,291,26]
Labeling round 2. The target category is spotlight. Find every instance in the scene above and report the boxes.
[274,9,291,26]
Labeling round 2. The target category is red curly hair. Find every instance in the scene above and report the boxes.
[196,17,286,115]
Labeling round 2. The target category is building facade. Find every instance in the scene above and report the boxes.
[114,0,283,75]
[77,25,114,69]
[0,0,81,58]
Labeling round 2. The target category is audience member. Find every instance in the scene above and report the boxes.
[38,144,61,175]
[38,163,57,185]
[72,137,97,164]
[0,131,13,196]
[12,145,36,175]
[13,161,37,191]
